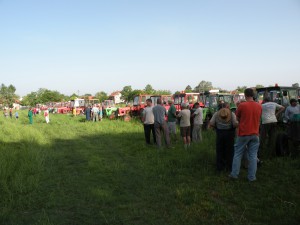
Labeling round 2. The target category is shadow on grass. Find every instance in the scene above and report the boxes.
[0,129,299,225]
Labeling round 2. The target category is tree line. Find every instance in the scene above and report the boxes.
[0,81,299,107]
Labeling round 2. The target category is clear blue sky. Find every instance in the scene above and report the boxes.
[0,0,299,96]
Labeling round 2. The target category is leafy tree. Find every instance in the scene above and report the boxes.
[95,91,108,102]
[255,84,264,88]
[21,88,66,106]
[128,89,143,102]
[70,93,79,100]
[0,83,18,107]
[174,91,181,95]
[121,85,133,102]
[194,80,213,93]
[292,83,299,88]
[144,84,155,94]
[156,90,172,95]
[236,86,247,93]
[185,85,192,93]
[21,91,39,106]
[40,89,64,103]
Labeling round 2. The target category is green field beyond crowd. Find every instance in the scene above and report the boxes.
[0,111,299,225]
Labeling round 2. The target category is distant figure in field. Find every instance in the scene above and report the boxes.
[15,111,19,120]
[167,99,177,142]
[191,102,203,142]
[91,104,99,122]
[3,109,8,118]
[73,107,77,117]
[230,88,262,182]
[33,108,37,116]
[85,106,91,121]
[9,108,13,119]
[142,98,156,145]
[98,104,103,121]
[177,103,191,150]
[28,108,33,124]
[210,102,238,171]
[44,109,50,124]
[152,98,170,148]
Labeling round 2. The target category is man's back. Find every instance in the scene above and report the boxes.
[261,102,282,124]
[237,101,262,136]
[153,104,166,124]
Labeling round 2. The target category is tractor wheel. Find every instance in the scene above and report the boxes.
[276,133,289,156]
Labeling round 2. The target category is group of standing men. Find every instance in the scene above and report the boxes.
[142,98,203,150]
[85,105,103,122]
[142,88,285,182]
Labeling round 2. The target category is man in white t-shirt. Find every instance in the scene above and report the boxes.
[191,102,203,142]
[260,97,285,152]
[142,99,156,145]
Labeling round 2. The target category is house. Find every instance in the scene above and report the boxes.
[109,91,124,104]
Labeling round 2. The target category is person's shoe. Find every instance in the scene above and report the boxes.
[228,174,238,180]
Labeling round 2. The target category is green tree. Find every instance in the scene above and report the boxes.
[292,83,299,88]
[156,90,172,95]
[236,86,247,93]
[21,92,39,106]
[144,84,155,94]
[0,83,18,107]
[70,93,79,100]
[128,89,143,102]
[194,80,213,93]
[185,85,192,93]
[95,91,108,102]
[21,88,66,106]
[255,84,264,88]
[121,85,133,102]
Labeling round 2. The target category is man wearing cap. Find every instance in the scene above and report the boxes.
[210,102,238,171]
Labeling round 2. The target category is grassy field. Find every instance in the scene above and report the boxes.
[0,110,299,225]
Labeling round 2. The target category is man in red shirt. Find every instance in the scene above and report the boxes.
[230,88,262,181]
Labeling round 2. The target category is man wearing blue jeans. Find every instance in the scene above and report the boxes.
[230,88,262,181]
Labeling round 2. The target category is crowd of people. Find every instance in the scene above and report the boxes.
[141,88,300,182]
[3,89,299,182]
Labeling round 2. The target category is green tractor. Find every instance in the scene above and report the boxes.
[102,100,118,118]
[199,90,237,128]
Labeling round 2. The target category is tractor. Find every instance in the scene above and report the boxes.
[256,85,300,157]
[199,90,237,128]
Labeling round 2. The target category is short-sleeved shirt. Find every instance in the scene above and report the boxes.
[210,110,238,130]
[178,109,191,127]
[285,105,300,121]
[236,101,262,136]
[143,106,154,124]
[153,105,167,124]
[193,107,203,125]
[261,102,283,124]
[92,107,99,114]
[167,104,177,122]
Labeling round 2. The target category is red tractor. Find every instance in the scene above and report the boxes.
[173,92,201,113]
[130,94,172,117]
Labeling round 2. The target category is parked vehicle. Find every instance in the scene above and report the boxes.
[199,90,236,128]
[173,92,200,113]
[256,85,300,156]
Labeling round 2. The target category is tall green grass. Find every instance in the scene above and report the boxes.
[0,110,299,225]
